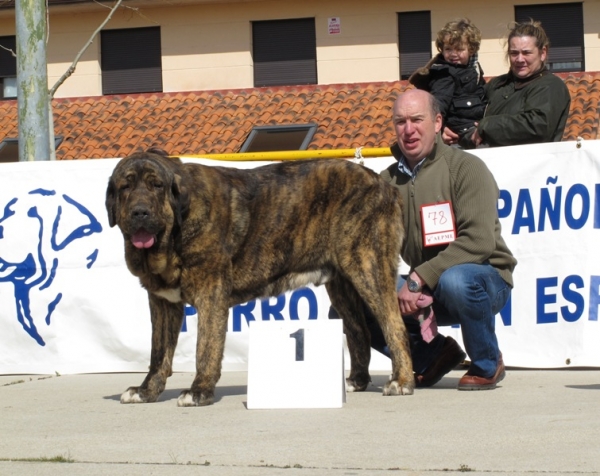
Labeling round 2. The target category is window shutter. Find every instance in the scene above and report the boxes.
[0,36,17,77]
[398,11,432,80]
[101,27,163,95]
[515,3,584,72]
[253,18,317,87]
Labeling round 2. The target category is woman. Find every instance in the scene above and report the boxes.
[444,20,571,147]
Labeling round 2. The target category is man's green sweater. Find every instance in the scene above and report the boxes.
[380,139,517,290]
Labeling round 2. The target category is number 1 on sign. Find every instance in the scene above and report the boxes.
[289,328,304,361]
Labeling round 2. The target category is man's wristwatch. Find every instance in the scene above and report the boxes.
[407,277,422,293]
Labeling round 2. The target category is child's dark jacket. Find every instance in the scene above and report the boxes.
[409,54,486,134]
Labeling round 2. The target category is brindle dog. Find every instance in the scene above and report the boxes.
[105,148,413,406]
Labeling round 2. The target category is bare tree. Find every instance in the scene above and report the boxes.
[49,0,123,97]
[46,0,124,160]
[16,0,50,161]
[15,0,123,161]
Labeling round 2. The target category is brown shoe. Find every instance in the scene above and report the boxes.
[415,336,466,388]
[458,354,506,391]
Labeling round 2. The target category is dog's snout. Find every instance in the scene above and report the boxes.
[130,205,151,221]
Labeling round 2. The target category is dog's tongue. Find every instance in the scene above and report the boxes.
[131,229,156,249]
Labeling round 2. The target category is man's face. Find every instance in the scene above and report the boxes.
[393,92,443,165]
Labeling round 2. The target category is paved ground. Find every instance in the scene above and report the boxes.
[1,369,599,475]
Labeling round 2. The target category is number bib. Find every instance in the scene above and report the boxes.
[421,201,456,247]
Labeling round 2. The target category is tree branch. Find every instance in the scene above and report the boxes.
[0,44,16,57]
[48,0,123,98]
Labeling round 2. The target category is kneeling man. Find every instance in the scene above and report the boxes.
[379,89,517,390]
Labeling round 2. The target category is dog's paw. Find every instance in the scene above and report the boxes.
[177,390,214,407]
[120,387,148,404]
[345,377,369,393]
[346,380,358,392]
[383,380,414,396]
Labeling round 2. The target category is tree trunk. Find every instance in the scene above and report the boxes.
[15,0,50,162]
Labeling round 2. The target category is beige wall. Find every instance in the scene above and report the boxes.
[584,0,600,71]
[0,0,598,98]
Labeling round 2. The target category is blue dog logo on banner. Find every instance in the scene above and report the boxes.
[0,189,102,346]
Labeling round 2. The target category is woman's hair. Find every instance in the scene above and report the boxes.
[435,18,482,54]
[506,19,550,52]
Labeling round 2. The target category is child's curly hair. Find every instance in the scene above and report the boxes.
[435,18,482,54]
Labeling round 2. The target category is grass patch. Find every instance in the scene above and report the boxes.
[0,455,74,463]
[2,374,59,387]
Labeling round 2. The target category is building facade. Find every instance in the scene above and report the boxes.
[1,0,598,99]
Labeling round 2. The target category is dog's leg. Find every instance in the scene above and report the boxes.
[326,277,372,392]
[121,293,184,404]
[370,294,414,396]
[177,286,229,407]
[349,264,414,396]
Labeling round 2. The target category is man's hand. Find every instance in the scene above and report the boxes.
[442,127,459,145]
[398,273,424,315]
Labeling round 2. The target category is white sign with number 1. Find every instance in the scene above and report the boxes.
[247,319,346,409]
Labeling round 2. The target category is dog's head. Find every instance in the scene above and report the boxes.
[105,148,190,250]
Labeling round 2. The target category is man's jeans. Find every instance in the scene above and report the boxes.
[398,264,511,378]
[366,263,511,379]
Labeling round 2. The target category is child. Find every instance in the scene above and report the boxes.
[409,18,486,149]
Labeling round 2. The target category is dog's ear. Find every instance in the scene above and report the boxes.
[170,173,190,228]
[147,147,170,158]
[105,179,118,228]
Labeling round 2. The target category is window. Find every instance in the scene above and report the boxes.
[515,3,584,72]
[398,11,432,80]
[100,27,163,95]
[0,36,17,99]
[0,138,18,163]
[0,136,64,163]
[252,18,317,87]
[240,124,317,153]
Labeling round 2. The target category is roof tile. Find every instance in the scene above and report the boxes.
[0,74,598,159]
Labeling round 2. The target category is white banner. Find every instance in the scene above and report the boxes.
[1,140,599,375]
